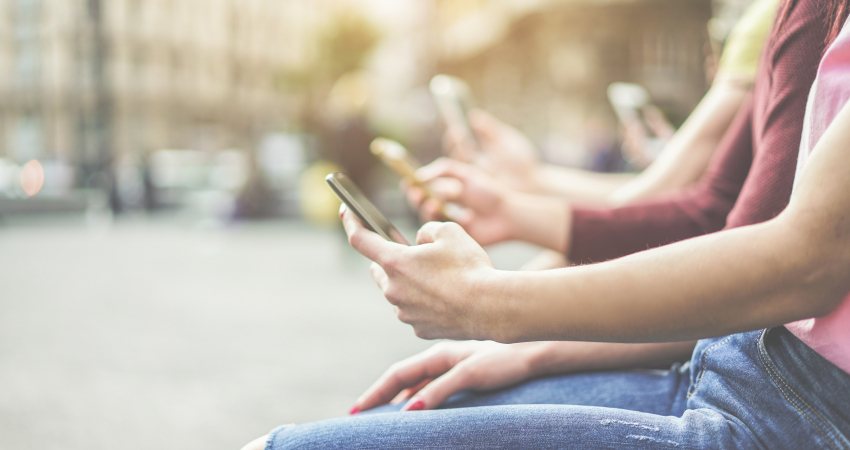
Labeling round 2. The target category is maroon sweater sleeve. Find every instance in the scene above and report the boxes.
[567,0,828,264]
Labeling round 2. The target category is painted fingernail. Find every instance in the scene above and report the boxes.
[349,406,361,415]
[404,399,425,411]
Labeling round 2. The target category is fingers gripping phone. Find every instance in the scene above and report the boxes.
[430,74,480,150]
[325,172,409,245]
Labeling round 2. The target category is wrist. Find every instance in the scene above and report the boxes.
[521,341,603,377]
[516,341,558,377]
[499,191,526,242]
[474,269,528,343]
[503,192,570,252]
[522,165,548,194]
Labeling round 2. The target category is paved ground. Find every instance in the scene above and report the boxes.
[0,214,536,450]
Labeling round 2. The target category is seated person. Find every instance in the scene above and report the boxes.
[244,1,849,448]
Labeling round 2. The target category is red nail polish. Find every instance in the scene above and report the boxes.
[405,400,425,411]
[349,406,361,415]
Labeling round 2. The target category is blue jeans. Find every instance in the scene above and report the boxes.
[265,328,850,449]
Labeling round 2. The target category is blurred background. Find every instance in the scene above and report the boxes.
[0,0,751,448]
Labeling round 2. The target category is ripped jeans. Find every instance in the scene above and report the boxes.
[264,328,850,449]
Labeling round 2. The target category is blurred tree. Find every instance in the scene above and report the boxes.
[277,10,382,199]
[278,10,381,121]
[316,13,382,83]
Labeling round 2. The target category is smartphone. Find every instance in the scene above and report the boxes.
[430,74,480,150]
[607,82,652,130]
[370,138,422,184]
[369,137,464,222]
[325,172,408,244]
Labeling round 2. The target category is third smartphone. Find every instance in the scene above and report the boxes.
[430,74,480,151]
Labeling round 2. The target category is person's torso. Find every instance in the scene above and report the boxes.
[726,0,832,230]
[785,14,850,375]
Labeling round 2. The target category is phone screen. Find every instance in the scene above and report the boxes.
[325,172,408,245]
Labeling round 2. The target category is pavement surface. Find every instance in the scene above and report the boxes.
[0,214,536,450]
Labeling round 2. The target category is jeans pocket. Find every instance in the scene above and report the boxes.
[756,329,847,450]
[687,335,735,400]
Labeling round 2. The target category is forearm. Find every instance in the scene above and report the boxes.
[520,250,568,271]
[532,165,634,204]
[566,97,755,265]
[530,84,747,206]
[524,81,749,270]
[489,103,850,344]
[488,213,847,343]
[611,83,749,205]
[525,340,696,377]
[503,191,571,252]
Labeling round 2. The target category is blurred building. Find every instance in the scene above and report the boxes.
[0,0,320,191]
[0,0,729,210]
[427,0,714,165]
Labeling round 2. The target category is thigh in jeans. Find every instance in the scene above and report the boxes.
[265,364,763,449]
[367,362,691,416]
[265,403,740,449]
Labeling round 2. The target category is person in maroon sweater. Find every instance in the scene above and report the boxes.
[567,5,815,263]
[408,0,829,265]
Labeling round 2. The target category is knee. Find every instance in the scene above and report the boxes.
[240,434,268,450]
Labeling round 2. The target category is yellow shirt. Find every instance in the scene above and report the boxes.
[716,0,780,84]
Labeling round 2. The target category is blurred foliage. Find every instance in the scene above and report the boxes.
[277,10,381,165]
[279,10,381,92]
[316,13,382,82]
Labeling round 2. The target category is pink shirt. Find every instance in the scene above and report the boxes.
[785,17,850,374]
